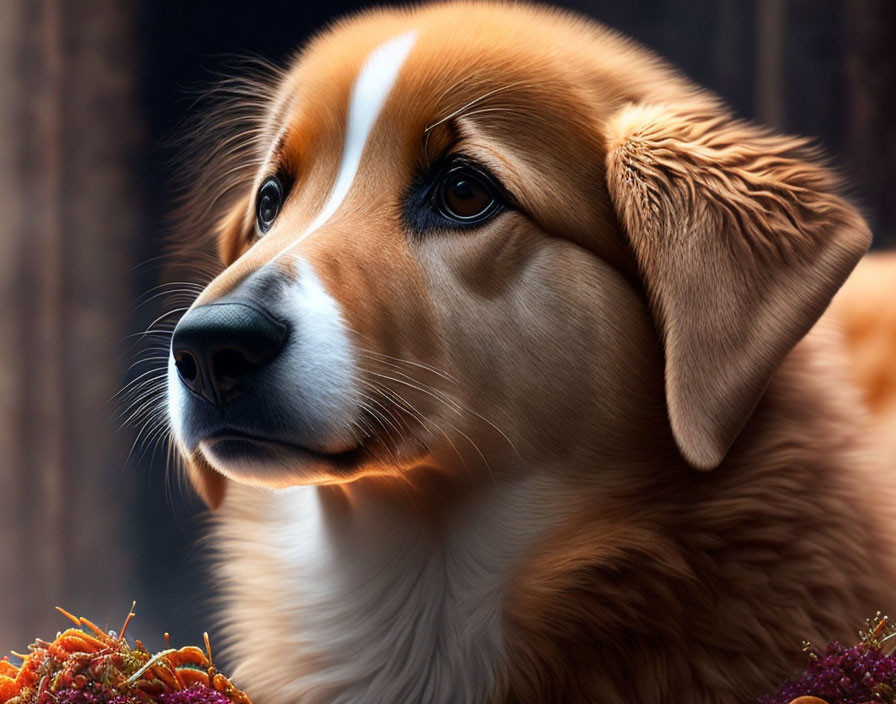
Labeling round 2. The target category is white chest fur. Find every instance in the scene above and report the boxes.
[213,477,559,704]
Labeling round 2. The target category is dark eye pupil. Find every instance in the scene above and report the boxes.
[259,193,276,220]
[450,179,475,199]
[256,178,283,234]
[441,171,495,221]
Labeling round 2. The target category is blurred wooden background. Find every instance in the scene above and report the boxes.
[0,0,893,655]
[0,0,138,650]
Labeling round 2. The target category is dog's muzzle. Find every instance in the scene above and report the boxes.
[166,261,362,483]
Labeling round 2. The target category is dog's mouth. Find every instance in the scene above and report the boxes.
[199,429,369,485]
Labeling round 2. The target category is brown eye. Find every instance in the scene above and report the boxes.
[255,176,283,235]
[436,165,501,224]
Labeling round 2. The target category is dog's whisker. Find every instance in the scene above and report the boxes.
[424,78,540,134]
[365,352,517,459]
[131,279,205,301]
[137,418,177,469]
[359,358,520,466]
[118,328,175,362]
[364,368,467,417]
[422,76,544,161]
[461,106,536,124]
[354,399,403,465]
[116,373,169,407]
[122,402,169,471]
[121,354,169,375]
[361,374,477,477]
[118,398,167,435]
[344,326,460,384]
[353,347,521,470]
[355,350,458,383]
[141,307,190,334]
[119,328,175,343]
[357,391,407,444]
[359,392,418,461]
[118,388,168,433]
[128,288,203,314]
[117,378,170,412]
[364,378,479,482]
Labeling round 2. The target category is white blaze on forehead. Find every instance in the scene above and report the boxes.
[274,30,418,261]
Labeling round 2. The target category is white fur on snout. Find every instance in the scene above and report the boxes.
[276,259,360,452]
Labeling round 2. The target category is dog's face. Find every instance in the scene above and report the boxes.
[166,3,870,507]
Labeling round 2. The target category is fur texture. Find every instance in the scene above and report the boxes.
[830,252,896,468]
[161,3,896,702]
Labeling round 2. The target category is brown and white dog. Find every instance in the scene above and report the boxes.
[163,3,896,702]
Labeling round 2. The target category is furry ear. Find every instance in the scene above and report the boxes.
[604,103,871,470]
[185,453,227,510]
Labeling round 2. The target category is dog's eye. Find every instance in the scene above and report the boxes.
[403,158,507,235]
[435,164,502,224]
[255,177,283,235]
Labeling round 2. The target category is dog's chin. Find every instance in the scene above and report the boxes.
[199,433,368,488]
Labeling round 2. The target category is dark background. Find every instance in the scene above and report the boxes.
[1,0,893,658]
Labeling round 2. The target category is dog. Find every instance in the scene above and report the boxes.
[163,3,896,702]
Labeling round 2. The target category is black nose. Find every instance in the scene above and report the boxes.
[171,302,288,405]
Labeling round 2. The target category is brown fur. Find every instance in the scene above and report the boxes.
[503,325,895,703]
[829,252,896,467]
[169,3,896,701]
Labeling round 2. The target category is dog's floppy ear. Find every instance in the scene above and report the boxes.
[184,452,227,510]
[604,103,871,470]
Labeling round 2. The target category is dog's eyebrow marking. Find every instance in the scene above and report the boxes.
[273,30,418,261]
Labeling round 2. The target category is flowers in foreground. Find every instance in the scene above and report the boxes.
[0,607,250,704]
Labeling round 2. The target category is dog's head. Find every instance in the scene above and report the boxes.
[166,3,870,508]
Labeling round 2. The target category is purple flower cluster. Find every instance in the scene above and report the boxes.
[158,685,233,704]
[44,688,128,704]
[760,641,896,704]
[44,684,230,704]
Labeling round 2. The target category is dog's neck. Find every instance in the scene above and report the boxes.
[214,469,568,704]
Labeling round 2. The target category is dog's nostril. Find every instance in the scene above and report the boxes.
[174,351,199,383]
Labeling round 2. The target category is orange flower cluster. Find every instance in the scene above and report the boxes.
[0,608,250,704]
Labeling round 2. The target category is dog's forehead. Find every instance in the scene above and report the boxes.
[273,11,598,171]
[278,2,699,151]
